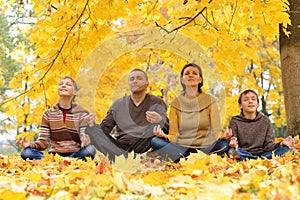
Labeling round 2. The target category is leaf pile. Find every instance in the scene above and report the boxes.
[0,140,300,200]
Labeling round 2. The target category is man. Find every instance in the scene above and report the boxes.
[85,68,169,161]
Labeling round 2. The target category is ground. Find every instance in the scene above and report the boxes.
[1,141,300,200]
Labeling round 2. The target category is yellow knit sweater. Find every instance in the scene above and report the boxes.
[166,92,222,148]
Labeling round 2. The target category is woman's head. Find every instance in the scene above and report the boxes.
[180,63,203,93]
[58,76,79,102]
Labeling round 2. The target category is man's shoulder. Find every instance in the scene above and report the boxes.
[114,95,128,102]
[147,94,164,102]
[111,95,130,107]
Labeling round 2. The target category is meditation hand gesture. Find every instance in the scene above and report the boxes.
[146,111,162,124]
[280,136,295,149]
[17,136,30,149]
[229,136,238,150]
[153,125,168,140]
[85,113,96,127]
[80,134,91,148]
[219,127,233,140]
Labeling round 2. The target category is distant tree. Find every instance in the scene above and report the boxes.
[0,2,34,148]
[0,14,22,98]
[0,1,34,101]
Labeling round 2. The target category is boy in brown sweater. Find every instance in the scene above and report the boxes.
[228,89,294,161]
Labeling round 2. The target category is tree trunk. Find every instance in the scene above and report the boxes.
[279,0,300,137]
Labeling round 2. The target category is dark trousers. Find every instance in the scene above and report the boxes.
[228,145,291,161]
[20,144,96,161]
[151,137,230,162]
[86,124,154,162]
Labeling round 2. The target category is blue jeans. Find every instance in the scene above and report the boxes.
[20,144,96,161]
[228,145,291,161]
[151,137,229,162]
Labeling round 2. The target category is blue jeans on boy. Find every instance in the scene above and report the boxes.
[151,137,229,162]
[228,145,291,161]
[20,144,96,161]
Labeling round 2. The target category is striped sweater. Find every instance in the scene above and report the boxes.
[30,103,89,153]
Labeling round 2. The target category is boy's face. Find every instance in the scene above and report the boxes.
[58,78,76,97]
[239,92,259,113]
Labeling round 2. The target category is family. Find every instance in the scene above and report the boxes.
[18,63,295,163]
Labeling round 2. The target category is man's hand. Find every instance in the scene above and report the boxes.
[280,136,295,149]
[85,113,96,127]
[146,111,162,124]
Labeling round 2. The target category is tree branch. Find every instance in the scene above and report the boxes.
[0,0,90,107]
[155,0,213,33]
[227,0,238,32]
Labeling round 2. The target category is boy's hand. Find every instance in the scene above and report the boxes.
[229,136,238,150]
[85,113,96,127]
[17,136,30,148]
[81,134,91,148]
[280,136,295,149]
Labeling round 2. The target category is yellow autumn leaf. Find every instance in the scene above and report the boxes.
[142,171,172,186]
[112,152,141,174]
[23,172,42,182]
[0,189,26,200]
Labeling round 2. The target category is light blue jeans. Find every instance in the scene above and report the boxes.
[151,137,230,162]
[228,145,291,161]
[20,144,96,161]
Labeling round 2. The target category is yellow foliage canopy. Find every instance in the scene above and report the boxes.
[0,0,290,138]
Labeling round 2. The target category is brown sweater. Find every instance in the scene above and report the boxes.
[167,92,222,148]
[30,103,89,153]
[100,94,168,149]
[229,112,280,156]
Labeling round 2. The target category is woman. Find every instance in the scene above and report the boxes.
[151,63,231,162]
[18,76,96,160]
[228,89,294,161]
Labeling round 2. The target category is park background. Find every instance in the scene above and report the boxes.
[0,0,300,199]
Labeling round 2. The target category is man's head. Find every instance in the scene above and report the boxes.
[128,68,149,94]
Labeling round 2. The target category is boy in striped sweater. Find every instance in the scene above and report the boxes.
[18,76,96,160]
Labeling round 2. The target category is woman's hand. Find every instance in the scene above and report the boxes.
[153,125,167,139]
[229,136,238,150]
[17,136,30,149]
[219,127,233,140]
[280,136,295,149]
[146,111,162,124]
